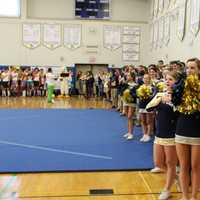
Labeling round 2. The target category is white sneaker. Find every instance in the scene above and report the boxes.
[123,133,129,138]
[127,134,133,140]
[140,135,145,142]
[143,135,151,142]
[150,167,162,173]
[158,190,171,200]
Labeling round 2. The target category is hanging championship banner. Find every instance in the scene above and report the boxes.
[170,0,177,10]
[164,0,170,12]
[158,17,164,48]
[154,0,159,18]
[153,20,159,49]
[177,0,187,41]
[158,0,164,14]
[104,25,121,50]
[150,23,154,50]
[190,0,200,37]
[43,24,61,50]
[22,23,40,49]
[64,24,81,49]
[150,0,154,20]
[164,15,171,46]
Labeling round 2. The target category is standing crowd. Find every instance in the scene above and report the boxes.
[89,58,199,200]
[0,59,199,200]
[76,59,199,200]
[0,66,73,102]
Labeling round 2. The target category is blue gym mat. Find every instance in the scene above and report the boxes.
[0,109,153,173]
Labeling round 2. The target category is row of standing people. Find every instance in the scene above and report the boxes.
[119,59,199,200]
[0,67,73,98]
[76,70,112,99]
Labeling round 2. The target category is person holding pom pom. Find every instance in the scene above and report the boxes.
[122,72,138,140]
[146,71,181,200]
[137,74,155,142]
[173,58,200,200]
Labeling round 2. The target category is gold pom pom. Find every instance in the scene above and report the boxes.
[178,75,200,114]
[156,81,166,92]
[137,85,152,100]
[123,89,134,103]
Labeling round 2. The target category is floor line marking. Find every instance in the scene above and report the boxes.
[0,140,112,160]
[139,171,156,200]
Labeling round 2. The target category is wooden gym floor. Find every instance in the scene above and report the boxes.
[0,96,198,200]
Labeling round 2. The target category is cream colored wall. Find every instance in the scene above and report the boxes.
[27,0,148,22]
[27,0,75,20]
[147,0,200,65]
[0,0,149,67]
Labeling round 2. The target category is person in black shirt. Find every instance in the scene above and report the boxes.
[122,72,138,140]
[137,74,155,142]
[146,71,180,200]
[174,58,200,200]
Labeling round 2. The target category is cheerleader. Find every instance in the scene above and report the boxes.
[137,74,154,142]
[148,64,159,85]
[173,58,200,200]
[146,71,180,200]
[122,72,137,140]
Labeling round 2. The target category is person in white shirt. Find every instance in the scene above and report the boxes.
[46,68,55,103]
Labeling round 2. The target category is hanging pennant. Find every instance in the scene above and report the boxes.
[158,0,164,14]
[154,0,159,18]
[43,24,61,50]
[177,0,187,41]
[22,24,40,49]
[150,23,154,50]
[104,25,121,50]
[190,0,200,37]
[153,20,159,49]
[150,0,154,20]
[164,15,171,46]
[64,25,81,49]
[158,17,164,48]
[164,0,170,12]
[170,0,177,10]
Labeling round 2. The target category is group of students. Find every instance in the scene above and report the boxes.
[1,60,198,199]
[76,70,117,100]
[0,67,46,97]
[0,66,73,103]
[119,58,199,200]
